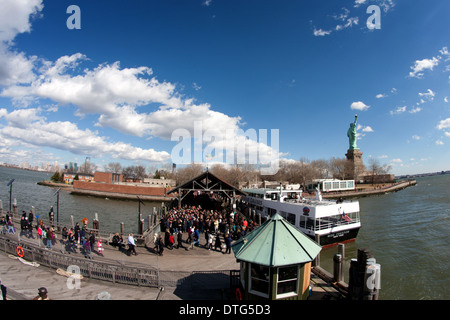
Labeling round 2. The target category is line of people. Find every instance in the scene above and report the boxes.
[155,204,257,256]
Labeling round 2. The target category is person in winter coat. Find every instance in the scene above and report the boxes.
[46,228,54,250]
[224,233,232,254]
[207,232,213,250]
[214,234,222,252]
[97,239,104,256]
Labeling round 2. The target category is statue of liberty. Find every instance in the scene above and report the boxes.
[347,114,359,150]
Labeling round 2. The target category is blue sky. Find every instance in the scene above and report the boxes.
[0,0,449,176]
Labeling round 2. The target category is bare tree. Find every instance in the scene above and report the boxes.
[367,158,392,184]
[79,161,97,174]
[106,162,122,174]
[175,163,204,185]
[134,165,147,180]
[329,157,350,180]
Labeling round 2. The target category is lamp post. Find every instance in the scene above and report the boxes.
[7,179,15,213]
[54,187,61,230]
[137,196,145,234]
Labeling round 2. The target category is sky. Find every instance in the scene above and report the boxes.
[0,0,449,176]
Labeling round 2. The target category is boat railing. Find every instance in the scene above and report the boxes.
[299,213,360,232]
[315,214,360,231]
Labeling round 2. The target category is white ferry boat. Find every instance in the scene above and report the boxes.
[240,187,361,247]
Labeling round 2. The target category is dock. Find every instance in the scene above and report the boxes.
[318,180,417,200]
[0,230,343,300]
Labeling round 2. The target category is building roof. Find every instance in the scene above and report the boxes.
[166,169,246,195]
[231,213,322,267]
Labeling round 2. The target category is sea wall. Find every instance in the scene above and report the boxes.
[72,180,174,201]
[320,180,417,200]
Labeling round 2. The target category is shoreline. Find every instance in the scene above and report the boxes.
[37,179,417,202]
[37,180,173,201]
[317,180,417,200]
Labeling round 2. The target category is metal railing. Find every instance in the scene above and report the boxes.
[0,235,237,290]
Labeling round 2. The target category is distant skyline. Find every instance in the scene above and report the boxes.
[0,0,449,176]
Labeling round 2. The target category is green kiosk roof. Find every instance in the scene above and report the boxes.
[231,213,322,267]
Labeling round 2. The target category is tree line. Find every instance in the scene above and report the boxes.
[56,156,391,188]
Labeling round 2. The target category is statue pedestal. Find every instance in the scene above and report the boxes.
[346,149,365,180]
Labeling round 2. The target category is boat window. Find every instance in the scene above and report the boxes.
[249,264,270,298]
[287,213,296,226]
[277,265,299,297]
[300,216,315,230]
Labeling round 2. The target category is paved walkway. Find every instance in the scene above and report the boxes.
[0,231,340,300]
[0,230,237,300]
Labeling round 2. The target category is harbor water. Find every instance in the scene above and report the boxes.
[0,167,162,235]
[0,166,448,300]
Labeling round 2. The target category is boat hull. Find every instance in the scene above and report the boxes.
[309,227,360,248]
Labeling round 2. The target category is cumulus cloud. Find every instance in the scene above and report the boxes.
[409,57,440,78]
[313,28,332,36]
[0,108,171,162]
[390,106,406,115]
[0,0,44,43]
[437,118,450,130]
[0,0,43,86]
[0,0,282,170]
[408,47,450,79]
[351,101,370,111]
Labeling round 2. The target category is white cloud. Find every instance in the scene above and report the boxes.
[445,132,450,138]
[444,97,448,103]
[354,0,367,7]
[418,89,435,101]
[412,135,420,140]
[391,158,402,163]
[409,107,422,114]
[440,47,450,61]
[409,57,440,78]
[0,0,43,86]
[390,106,406,115]
[437,118,450,130]
[376,93,387,99]
[435,140,444,145]
[0,0,44,43]
[0,108,171,162]
[313,28,332,36]
[192,82,202,91]
[351,101,370,111]
[362,126,374,132]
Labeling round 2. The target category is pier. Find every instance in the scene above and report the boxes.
[0,229,347,300]
[318,180,417,200]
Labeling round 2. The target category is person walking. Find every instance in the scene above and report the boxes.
[97,239,104,256]
[188,230,194,250]
[89,231,95,251]
[7,217,15,234]
[127,233,137,256]
[214,234,222,252]
[46,228,54,250]
[74,222,80,246]
[224,233,232,254]
[176,231,186,249]
[207,232,213,250]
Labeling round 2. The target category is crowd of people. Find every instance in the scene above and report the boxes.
[155,204,258,256]
[1,202,260,260]
[0,209,106,259]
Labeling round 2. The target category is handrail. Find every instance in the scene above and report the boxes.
[0,234,236,290]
